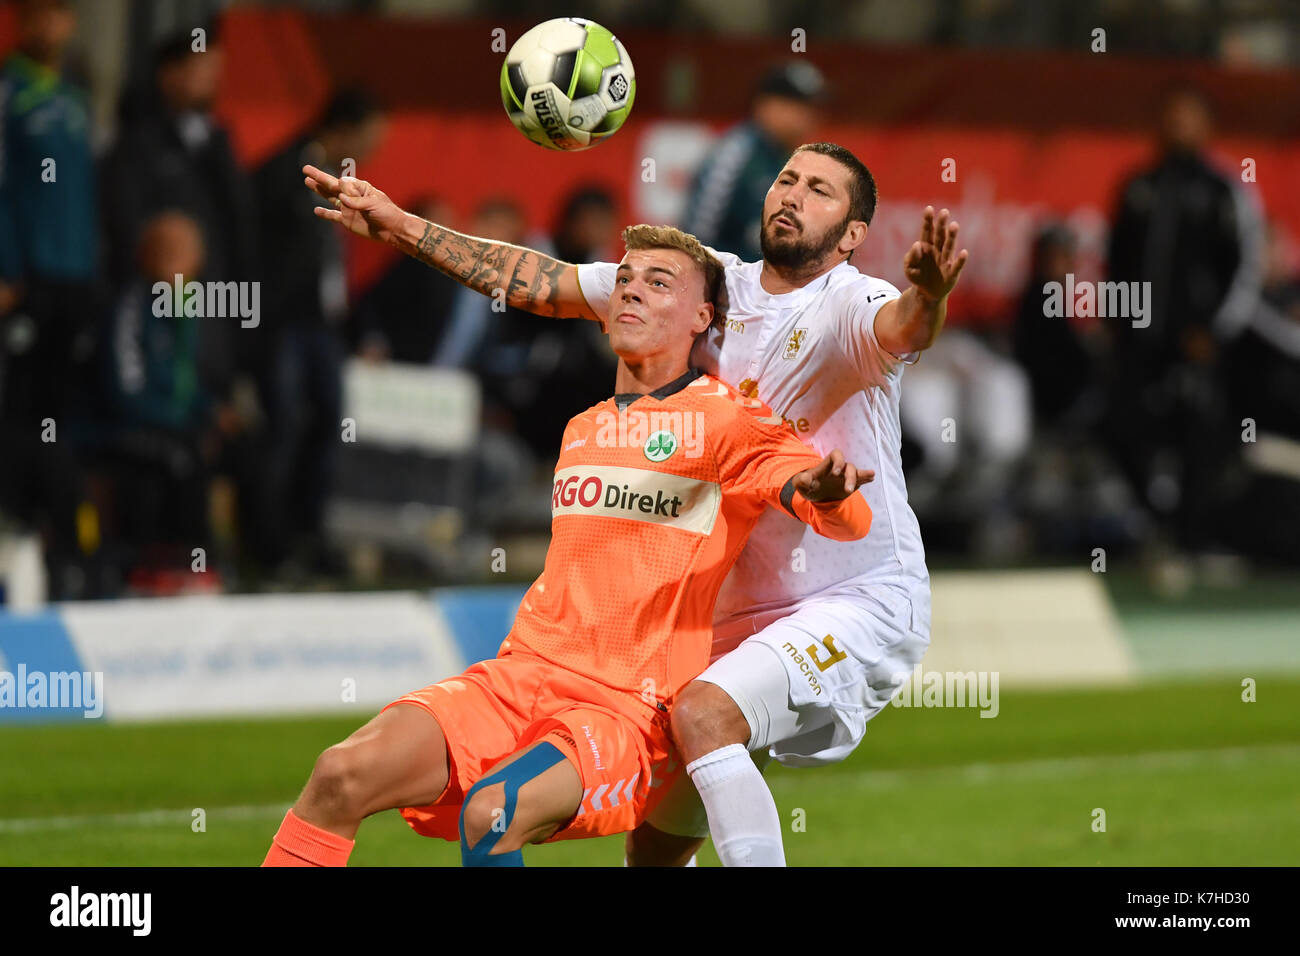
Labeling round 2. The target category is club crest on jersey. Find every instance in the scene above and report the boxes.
[783,328,808,360]
[644,430,678,462]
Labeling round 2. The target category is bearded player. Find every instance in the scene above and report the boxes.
[302,141,966,866]
[262,224,873,866]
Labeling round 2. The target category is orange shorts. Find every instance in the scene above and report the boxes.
[383,651,683,842]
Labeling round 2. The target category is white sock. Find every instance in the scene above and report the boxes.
[686,744,785,867]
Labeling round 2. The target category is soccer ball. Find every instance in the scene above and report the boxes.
[500,17,635,151]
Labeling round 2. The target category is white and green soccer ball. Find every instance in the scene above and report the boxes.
[500,17,635,151]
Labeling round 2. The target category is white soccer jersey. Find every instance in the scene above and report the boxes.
[577,251,930,639]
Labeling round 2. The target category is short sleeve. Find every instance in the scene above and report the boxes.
[828,278,909,388]
[576,261,618,330]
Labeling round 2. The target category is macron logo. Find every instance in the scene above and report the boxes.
[50,886,151,936]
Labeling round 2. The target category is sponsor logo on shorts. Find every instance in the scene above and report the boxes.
[781,642,824,697]
[551,465,721,534]
[580,723,604,771]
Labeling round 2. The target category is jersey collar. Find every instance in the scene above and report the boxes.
[751,262,842,309]
[613,367,703,411]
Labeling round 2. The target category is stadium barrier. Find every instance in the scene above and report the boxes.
[0,572,1141,725]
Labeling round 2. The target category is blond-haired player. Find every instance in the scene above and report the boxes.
[301,143,967,865]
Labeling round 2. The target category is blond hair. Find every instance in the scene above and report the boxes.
[621,224,725,324]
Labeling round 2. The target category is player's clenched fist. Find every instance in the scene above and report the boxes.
[793,449,874,502]
[303,164,406,244]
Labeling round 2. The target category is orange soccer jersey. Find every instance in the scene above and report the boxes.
[508,368,870,708]
[389,368,871,842]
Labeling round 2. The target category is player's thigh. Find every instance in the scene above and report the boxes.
[540,707,654,841]
[709,586,927,761]
[461,738,585,848]
[695,638,815,753]
[323,702,451,815]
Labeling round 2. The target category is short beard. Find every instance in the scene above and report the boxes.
[760,211,849,272]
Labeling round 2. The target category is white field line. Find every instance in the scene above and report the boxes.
[0,802,289,834]
[769,741,1300,791]
[3,742,1298,834]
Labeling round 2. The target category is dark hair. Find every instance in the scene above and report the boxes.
[153,20,220,69]
[559,186,616,221]
[317,87,382,133]
[792,142,878,226]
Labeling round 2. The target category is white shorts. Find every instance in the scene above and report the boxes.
[645,579,930,839]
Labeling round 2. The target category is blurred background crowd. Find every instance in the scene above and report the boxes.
[0,0,1297,604]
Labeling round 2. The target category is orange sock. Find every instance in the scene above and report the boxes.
[262,809,355,867]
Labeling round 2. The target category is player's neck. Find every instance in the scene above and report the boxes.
[614,356,692,397]
[759,257,841,295]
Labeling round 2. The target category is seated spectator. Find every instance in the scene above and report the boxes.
[1012,223,1101,429]
[101,211,236,585]
[253,87,386,573]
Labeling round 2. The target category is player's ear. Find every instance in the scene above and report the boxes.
[695,301,714,333]
[842,220,868,256]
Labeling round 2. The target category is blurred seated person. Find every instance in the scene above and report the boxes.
[101,211,240,577]
[1012,223,1103,430]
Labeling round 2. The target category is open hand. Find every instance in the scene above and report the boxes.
[903,206,969,302]
[793,449,875,502]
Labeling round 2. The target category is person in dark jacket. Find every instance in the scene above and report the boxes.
[681,62,826,263]
[0,0,96,599]
[1012,223,1097,428]
[100,26,255,407]
[253,88,386,570]
[1103,86,1256,554]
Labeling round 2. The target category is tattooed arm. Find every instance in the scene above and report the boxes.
[303,164,598,321]
[395,216,593,319]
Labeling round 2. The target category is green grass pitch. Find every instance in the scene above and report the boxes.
[2,676,1297,866]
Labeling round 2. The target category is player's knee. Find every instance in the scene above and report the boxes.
[670,681,750,761]
[305,744,369,820]
[460,784,509,849]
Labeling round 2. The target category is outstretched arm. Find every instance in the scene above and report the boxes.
[778,448,875,541]
[303,165,598,320]
[873,206,969,356]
